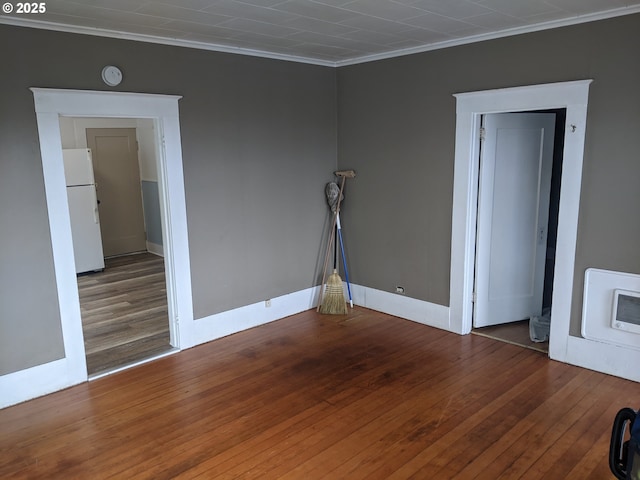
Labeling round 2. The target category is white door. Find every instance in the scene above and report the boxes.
[474,113,555,327]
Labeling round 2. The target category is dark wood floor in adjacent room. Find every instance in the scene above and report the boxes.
[77,252,172,376]
[473,319,548,354]
[2,307,639,479]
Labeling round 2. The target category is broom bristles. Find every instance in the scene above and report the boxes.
[320,270,348,315]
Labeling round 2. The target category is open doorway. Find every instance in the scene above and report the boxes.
[24,88,194,400]
[471,109,566,354]
[59,117,173,376]
[449,80,592,370]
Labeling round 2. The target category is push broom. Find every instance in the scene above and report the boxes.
[318,170,355,314]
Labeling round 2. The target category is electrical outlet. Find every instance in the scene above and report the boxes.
[395,286,405,294]
[265,299,271,307]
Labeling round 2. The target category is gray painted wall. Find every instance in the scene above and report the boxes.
[0,80,65,375]
[0,24,336,375]
[3,13,640,378]
[337,13,640,335]
[141,181,162,247]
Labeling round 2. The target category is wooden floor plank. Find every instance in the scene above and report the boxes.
[309,349,543,480]
[1,307,639,479]
[77,252,171,375]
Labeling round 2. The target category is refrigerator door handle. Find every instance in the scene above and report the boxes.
[92,189,100,224]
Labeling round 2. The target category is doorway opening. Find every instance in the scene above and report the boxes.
[449,80,592,367]
[59,117,173,376]
[471,109,566,354]
[28,88,194,397]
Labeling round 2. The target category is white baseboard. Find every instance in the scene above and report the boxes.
[7,280,637,410]
[190,286,322,347]
[0,358,86,409]
[350,283,451,331]
[146,242,164,257]
[191,284,451,349]
[558,336,640,383]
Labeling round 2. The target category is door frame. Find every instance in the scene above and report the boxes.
[5,88,195,404]
[449,80,592,364]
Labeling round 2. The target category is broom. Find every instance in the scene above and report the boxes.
[319,269,348,314]
[318,170,355,314]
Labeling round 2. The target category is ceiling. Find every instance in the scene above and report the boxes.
[3,0,640,66]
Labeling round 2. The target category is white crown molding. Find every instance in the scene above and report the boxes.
[0,16,335,67]
[336,5,640,67]
[1,6,639,67]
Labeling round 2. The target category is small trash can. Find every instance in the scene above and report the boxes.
[529,308,551,342]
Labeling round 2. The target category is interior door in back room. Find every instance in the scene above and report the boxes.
[87,128,147,257]
[474,113,556,328]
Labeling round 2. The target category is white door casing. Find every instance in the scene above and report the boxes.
[451,80,640,382]
[450,80,591,345]
[474,113,555,328]
[0,89,194,408]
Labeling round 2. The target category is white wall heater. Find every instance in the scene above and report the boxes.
[582,268,640,351]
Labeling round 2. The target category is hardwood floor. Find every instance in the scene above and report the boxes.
[77,252,172,376]
[2,307,639,479]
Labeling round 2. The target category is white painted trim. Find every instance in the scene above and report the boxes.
[565,336,640,382]
[336,6,640,67]
[448,81,640,382]
[450,84,640,382]
[194,282,451,348]
[146,241,164,257]
[0,88,193,408]
[0,359,78,409]
[1,6,638,68]
[0,17,334,67]
[191,287,322,346]
[350,284,450,331]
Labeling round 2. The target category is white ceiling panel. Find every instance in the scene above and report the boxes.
[135,3,231,25]
[340,0,427,21]
[546,0,630,14]
[402,12,480,33]
[216,16,300,37]
[271,0,361,22]
[409,0,493,19]
[282,15,358,35]
[201,2,300,23]
[475,0,561,17]
[338,28,413,46]
[463,11,527,29]
[161,19,241,38]
[1,0,639,65]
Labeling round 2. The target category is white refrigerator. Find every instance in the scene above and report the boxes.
[63,148,105,273]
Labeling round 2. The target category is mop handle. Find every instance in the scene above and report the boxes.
[336,212,353,308]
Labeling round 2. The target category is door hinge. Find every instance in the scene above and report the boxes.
[479,127,486,141]
[472,291,477,303]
